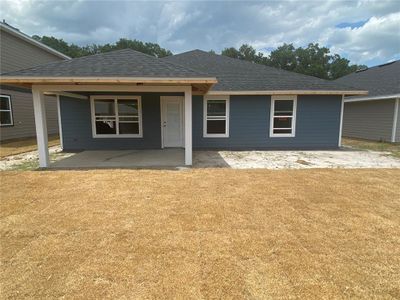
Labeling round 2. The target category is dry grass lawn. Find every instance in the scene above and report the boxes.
[1,169,399,299]
[0,135,60,158]
[343,137,400,158]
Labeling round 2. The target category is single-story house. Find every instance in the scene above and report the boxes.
[0,21,70,141]
[335,60,400,143]
[0,48,366,167]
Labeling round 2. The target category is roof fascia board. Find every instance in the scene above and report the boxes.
[0,23,71,60]
[0,76,217,84]
[344,94,400,102]
[207,90,367,96]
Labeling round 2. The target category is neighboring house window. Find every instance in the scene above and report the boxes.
[91,96,142,138]
[0,95,13,126]
[203,96,229,137]
[270,95,297,137]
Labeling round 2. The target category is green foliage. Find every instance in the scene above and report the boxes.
[33,33,365,80]
[32,36,172,58]
[221,44,266,64]
[221,43,366,79]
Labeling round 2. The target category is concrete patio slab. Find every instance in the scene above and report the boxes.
[50,149,185,169]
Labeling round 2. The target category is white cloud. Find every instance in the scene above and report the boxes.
[321,13,400,64]
[0,0,398,66]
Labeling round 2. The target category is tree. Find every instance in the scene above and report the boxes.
[221,44,266,64]
[222,42,365,79]
[32,36,172,58]
[294,43,331,79]
[32,35,90,58]
[221,47,242,59]
[266,43,297,71]
[329,54,366,79]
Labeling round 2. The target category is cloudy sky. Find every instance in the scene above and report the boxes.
[1,0,399,66]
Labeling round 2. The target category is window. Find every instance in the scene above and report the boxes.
[204,96,229,137]
[270,96,297,137]
[91,96,142,137]
[0,95,13,126]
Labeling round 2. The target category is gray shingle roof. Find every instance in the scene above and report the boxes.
[1,48,209,78]
[162,49,357,91]
[335,60,400,98]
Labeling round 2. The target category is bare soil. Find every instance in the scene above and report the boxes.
[0,135,60,158]
[1,169,399,299]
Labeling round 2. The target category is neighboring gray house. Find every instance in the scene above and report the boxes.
[336,60,400,143]
[0,49,366,167]
[0,22,70,141]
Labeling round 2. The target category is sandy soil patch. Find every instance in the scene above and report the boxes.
[194,149,400,169]
[0,135,60,158]
[1,169,399,299]
[0,146,74,170]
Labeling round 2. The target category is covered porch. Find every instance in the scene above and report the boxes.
[31,84,200,168]
[0,48,217,168]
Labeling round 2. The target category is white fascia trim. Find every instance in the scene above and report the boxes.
[90,95,143,138]
[338,95,344,147]
[203,95,230,138]
[392,98,399,143]
[269,95,297,138]
[207,90,367,96]
[56,95,63,150]
[344,94,400,102]
[0,23,70,60]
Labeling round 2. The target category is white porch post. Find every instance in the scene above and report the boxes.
[338,94,345,147]
[56,95,64,150]
[391,98,399,143]
[32,88,49,168]
[184,87,192,165]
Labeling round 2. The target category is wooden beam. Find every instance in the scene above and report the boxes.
[0,76,218,84]
[32,84,194,93]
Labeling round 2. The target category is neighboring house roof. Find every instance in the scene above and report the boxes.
[162,49,362,93]
[0,49,213,79]
[0,22,70,60]
[335,60,400,101]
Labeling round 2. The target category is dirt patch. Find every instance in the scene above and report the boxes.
[0,146,75,170]
[342,137,400,158]
[0,135,60,158]
[194,150,400,169]
[1,169,400,298]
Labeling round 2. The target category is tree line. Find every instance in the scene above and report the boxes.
[32,35,365,80]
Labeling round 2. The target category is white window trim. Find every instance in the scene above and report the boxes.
[269,95,297,138]
[203,95,230,138]
[0,95,13,126]
[90,95,143,138]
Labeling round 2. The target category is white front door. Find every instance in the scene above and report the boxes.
[161,96,184,147]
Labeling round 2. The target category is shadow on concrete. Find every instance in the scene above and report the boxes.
[193,151,231,168]
[50,149,186,170]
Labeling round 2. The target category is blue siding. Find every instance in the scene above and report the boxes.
[193,95,341,149]
[61,93,341,151]
[61,93,165,150]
